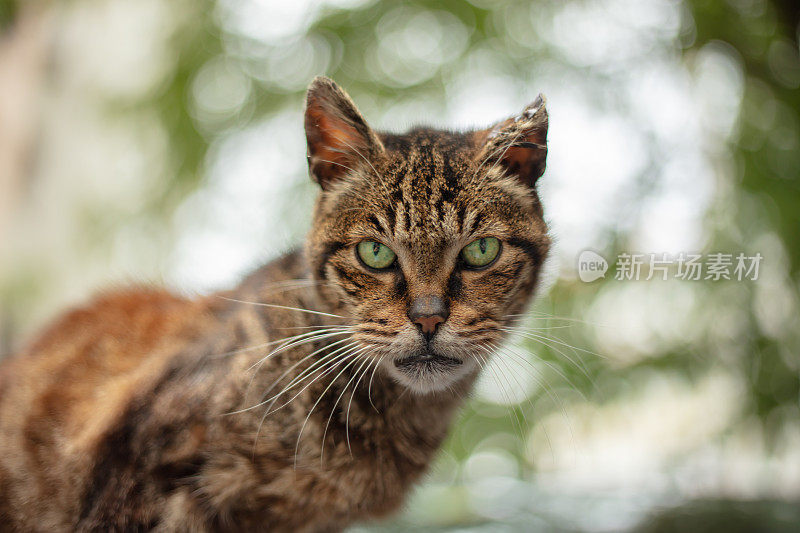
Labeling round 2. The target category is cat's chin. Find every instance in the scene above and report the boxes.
[385,352,476,394]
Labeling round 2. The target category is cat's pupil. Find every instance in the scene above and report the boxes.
[479,238,487,254]
[372,242,380,256]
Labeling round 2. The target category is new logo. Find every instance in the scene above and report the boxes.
[578,250,608,282]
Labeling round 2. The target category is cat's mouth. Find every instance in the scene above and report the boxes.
[394,353,463,372]
[386,347,475,393]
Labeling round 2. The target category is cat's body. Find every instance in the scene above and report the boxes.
[0,253,465,531]
[0,78,550,531]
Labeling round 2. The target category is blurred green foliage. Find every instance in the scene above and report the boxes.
[686,0,799,441]
[1,0,799,530]
[0,0,17,30]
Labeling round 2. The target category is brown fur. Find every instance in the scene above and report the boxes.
[0,77,551,532]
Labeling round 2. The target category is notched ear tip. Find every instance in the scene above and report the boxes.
[522,93,547,120]
[476,92,549,186]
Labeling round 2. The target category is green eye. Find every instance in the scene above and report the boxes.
[461,237,501,268]
[357,241,397,270]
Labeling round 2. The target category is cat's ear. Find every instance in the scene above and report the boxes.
[304,76,384,190]
[474,94,548,187]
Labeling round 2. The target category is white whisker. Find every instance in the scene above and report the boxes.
[294,345,371,469]
[262,341,364,412]
[217,296,349,320]
[229,337,356,416]
[344,352,382,454]
[321,349,376,462]
[366,354,385,412]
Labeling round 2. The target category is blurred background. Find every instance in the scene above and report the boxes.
[1,0,799,530]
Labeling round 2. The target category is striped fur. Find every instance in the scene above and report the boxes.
[0,77,550,532]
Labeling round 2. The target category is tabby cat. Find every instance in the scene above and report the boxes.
[0,77,550,532]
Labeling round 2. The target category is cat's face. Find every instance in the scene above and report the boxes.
[305,77,550,394]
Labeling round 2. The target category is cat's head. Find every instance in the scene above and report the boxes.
[304,77,550,394]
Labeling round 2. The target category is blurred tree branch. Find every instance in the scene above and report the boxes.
[0,3,51,261]
[0,2,52,354]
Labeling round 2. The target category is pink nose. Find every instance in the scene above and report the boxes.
[408,295,449,340]
[413,315,445,335]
